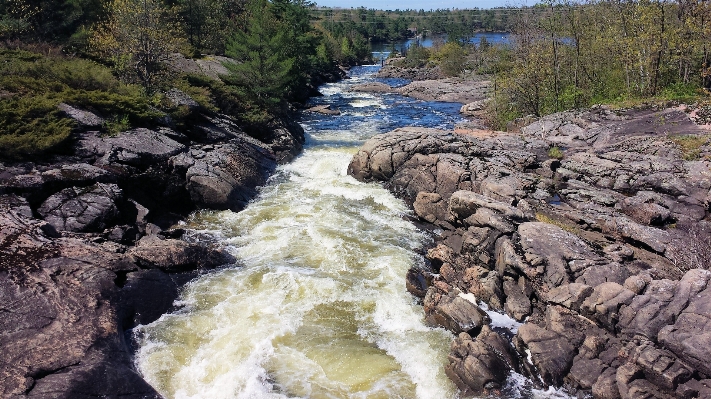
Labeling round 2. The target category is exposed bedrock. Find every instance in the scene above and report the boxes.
[348,106,711,398]
[0,90,297,398]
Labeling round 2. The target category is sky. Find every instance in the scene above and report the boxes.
[313,0,528,10]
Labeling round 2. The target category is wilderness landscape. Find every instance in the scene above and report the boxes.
[1,1,711,398]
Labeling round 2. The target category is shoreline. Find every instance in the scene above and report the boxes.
[346,107,711,397]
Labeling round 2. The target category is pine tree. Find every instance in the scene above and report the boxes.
[223,0,295,110]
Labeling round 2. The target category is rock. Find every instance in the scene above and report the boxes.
[620,339,693,391]
[119,269,179,328]
[413,192,447,224]
[463,266,504,311]
[0,253,160,399]
[619,270,711,340]
[516,321,577,386]
[445,326,518,395]
[592,367,622,399]
[449,190,529,221]
[568,356,607,390]
[78,128,186,168]
[176,140,276,211]
[657,270,711,377]
[165,88,200,110]
[546,283,593,312]
[305,104,340,115]
[406,267,432,298]
[580,282,636,330]
[127,235,235,272]
[617,192,672,226]
[37,183,124,233]
[460,100,486,117]
[396,78,491,104]
[349,82,393,93]
[503,277,531,321]
[518,222,603,290]
[577,262,630,286]
[425,290,491,334]
[57,103,105,128]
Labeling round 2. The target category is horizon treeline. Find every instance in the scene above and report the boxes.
[311,7,519,61]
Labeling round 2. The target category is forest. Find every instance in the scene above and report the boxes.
[1,0,710,158]
[0,0,342,159]
[487,0,711,126]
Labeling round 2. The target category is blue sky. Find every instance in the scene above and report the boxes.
[313,0,527,10]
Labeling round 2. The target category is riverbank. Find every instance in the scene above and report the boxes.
[0,64,338,397]
[347,105,711,398]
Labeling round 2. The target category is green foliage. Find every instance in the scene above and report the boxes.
[223,0,295,111]
[102,114,130,136]
[395,45,431,68]
[0,95,74,159]
[487,0,711,124]
[547,146,564,159]
[90,0,183,94]
[0,47,160,159]
[432,42,467,77]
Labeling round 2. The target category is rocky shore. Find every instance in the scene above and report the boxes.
[0,86,307,397]
[348,105,711,398]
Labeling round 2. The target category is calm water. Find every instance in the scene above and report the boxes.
[371,32,510,59]
[135,66,572,399]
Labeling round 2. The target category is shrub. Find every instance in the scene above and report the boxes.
[0,95,74,159]
[548,146,564,159]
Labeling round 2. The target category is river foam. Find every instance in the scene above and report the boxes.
[136,65,576,399]
[135,141,458,399]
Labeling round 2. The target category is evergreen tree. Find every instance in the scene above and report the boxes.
[223,0,295,110]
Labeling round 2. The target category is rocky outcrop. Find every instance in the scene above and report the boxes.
[350,78,492,104]
[0,88,302,397]
[348,106,711,398]
[376,59,445,81]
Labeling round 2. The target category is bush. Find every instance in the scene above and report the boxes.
[395,45,431,69]
[432,42,467,77]
[0,95,74,159]
[0,47,159,159]
[548,146,564,159]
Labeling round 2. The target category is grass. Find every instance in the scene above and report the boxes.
[670,134,711,161]
[535,212,583,236]
[547,146,564,159]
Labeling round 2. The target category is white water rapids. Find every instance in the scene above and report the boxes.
[135,67,575,399]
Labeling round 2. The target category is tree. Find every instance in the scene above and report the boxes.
[223,0,295,110]
[90,0,182,93]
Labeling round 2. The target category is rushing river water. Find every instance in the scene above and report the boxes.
[135,66,571,399]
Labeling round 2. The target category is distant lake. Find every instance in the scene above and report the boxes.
[371,32,510,59]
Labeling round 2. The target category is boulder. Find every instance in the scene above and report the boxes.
[57,103,105,128]
[127,235,235,272]
[425,290,491,334]
[580,282,636,330]
[445,326,518,395]
[657,270,711,377]
[546,283,593,312]
[79,128,186,168]
[37,183,124,233]
[174,140,276,211]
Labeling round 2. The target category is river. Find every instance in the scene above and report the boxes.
[135,66,571,399]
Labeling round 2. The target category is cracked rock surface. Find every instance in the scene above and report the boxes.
[349,106,711,398]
